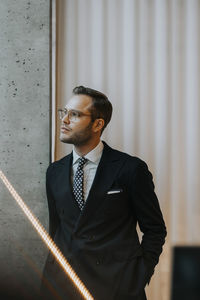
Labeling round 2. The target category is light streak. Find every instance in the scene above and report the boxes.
[0,170,94,300]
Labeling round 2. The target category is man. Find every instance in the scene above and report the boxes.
[41,86,166,300]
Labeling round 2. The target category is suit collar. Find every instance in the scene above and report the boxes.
[56,141,118,166]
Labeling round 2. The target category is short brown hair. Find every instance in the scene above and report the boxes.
[73,86,112,133]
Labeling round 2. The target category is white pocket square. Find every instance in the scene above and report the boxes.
[107,189,123,195]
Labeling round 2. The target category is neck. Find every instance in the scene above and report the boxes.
[74,138,101,157]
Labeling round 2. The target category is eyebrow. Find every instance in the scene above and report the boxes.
[64,107,91,116]
[64,108,80,112]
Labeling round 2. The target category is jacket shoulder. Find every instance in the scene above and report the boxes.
[108,145,147,168]
[46,153,71,176]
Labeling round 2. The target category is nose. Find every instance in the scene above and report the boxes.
[62,113,70,124]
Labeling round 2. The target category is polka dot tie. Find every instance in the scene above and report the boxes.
[73,157,87,210]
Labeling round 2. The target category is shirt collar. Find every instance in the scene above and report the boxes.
[72,140,104,165]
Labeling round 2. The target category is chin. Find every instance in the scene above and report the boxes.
[60,135,73,144]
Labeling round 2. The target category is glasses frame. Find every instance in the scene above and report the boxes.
[58,108,92,122]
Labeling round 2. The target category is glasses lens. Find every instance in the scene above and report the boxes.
[58,109,80,121]
[58,109,64,120]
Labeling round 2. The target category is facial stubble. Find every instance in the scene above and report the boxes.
[60,122,94,146]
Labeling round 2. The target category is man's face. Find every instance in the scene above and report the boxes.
[60,94,94,146]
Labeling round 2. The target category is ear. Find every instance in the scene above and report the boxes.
[92,118,105,133]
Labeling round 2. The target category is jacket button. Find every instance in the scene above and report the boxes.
[96,260,100,265]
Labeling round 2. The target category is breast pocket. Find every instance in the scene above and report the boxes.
[103,189,129,218]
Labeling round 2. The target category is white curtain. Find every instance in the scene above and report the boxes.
[53,1,200,299]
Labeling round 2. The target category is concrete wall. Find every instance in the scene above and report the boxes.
[0,0,50,298]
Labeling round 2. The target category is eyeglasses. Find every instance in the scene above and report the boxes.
[58,108,92,122]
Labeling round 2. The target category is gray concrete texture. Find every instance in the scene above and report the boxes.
[0,0,50,298]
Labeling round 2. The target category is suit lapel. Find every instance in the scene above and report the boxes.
[73,143,125,232]
[56,153,80,215]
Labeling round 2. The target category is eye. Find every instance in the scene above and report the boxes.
[71,111,80,118]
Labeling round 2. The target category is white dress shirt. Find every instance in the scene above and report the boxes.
[72,140,104,201]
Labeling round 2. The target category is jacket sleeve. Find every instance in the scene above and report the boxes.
[131,160,167,282]
[46,165,60,239]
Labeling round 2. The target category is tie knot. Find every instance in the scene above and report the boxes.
[78,157,87,168]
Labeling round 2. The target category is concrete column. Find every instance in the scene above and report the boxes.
[0,0,50,298]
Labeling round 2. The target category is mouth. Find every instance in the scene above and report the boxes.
[61,126,71,132]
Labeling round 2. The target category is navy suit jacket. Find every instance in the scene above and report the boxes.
[41,142,166,300]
